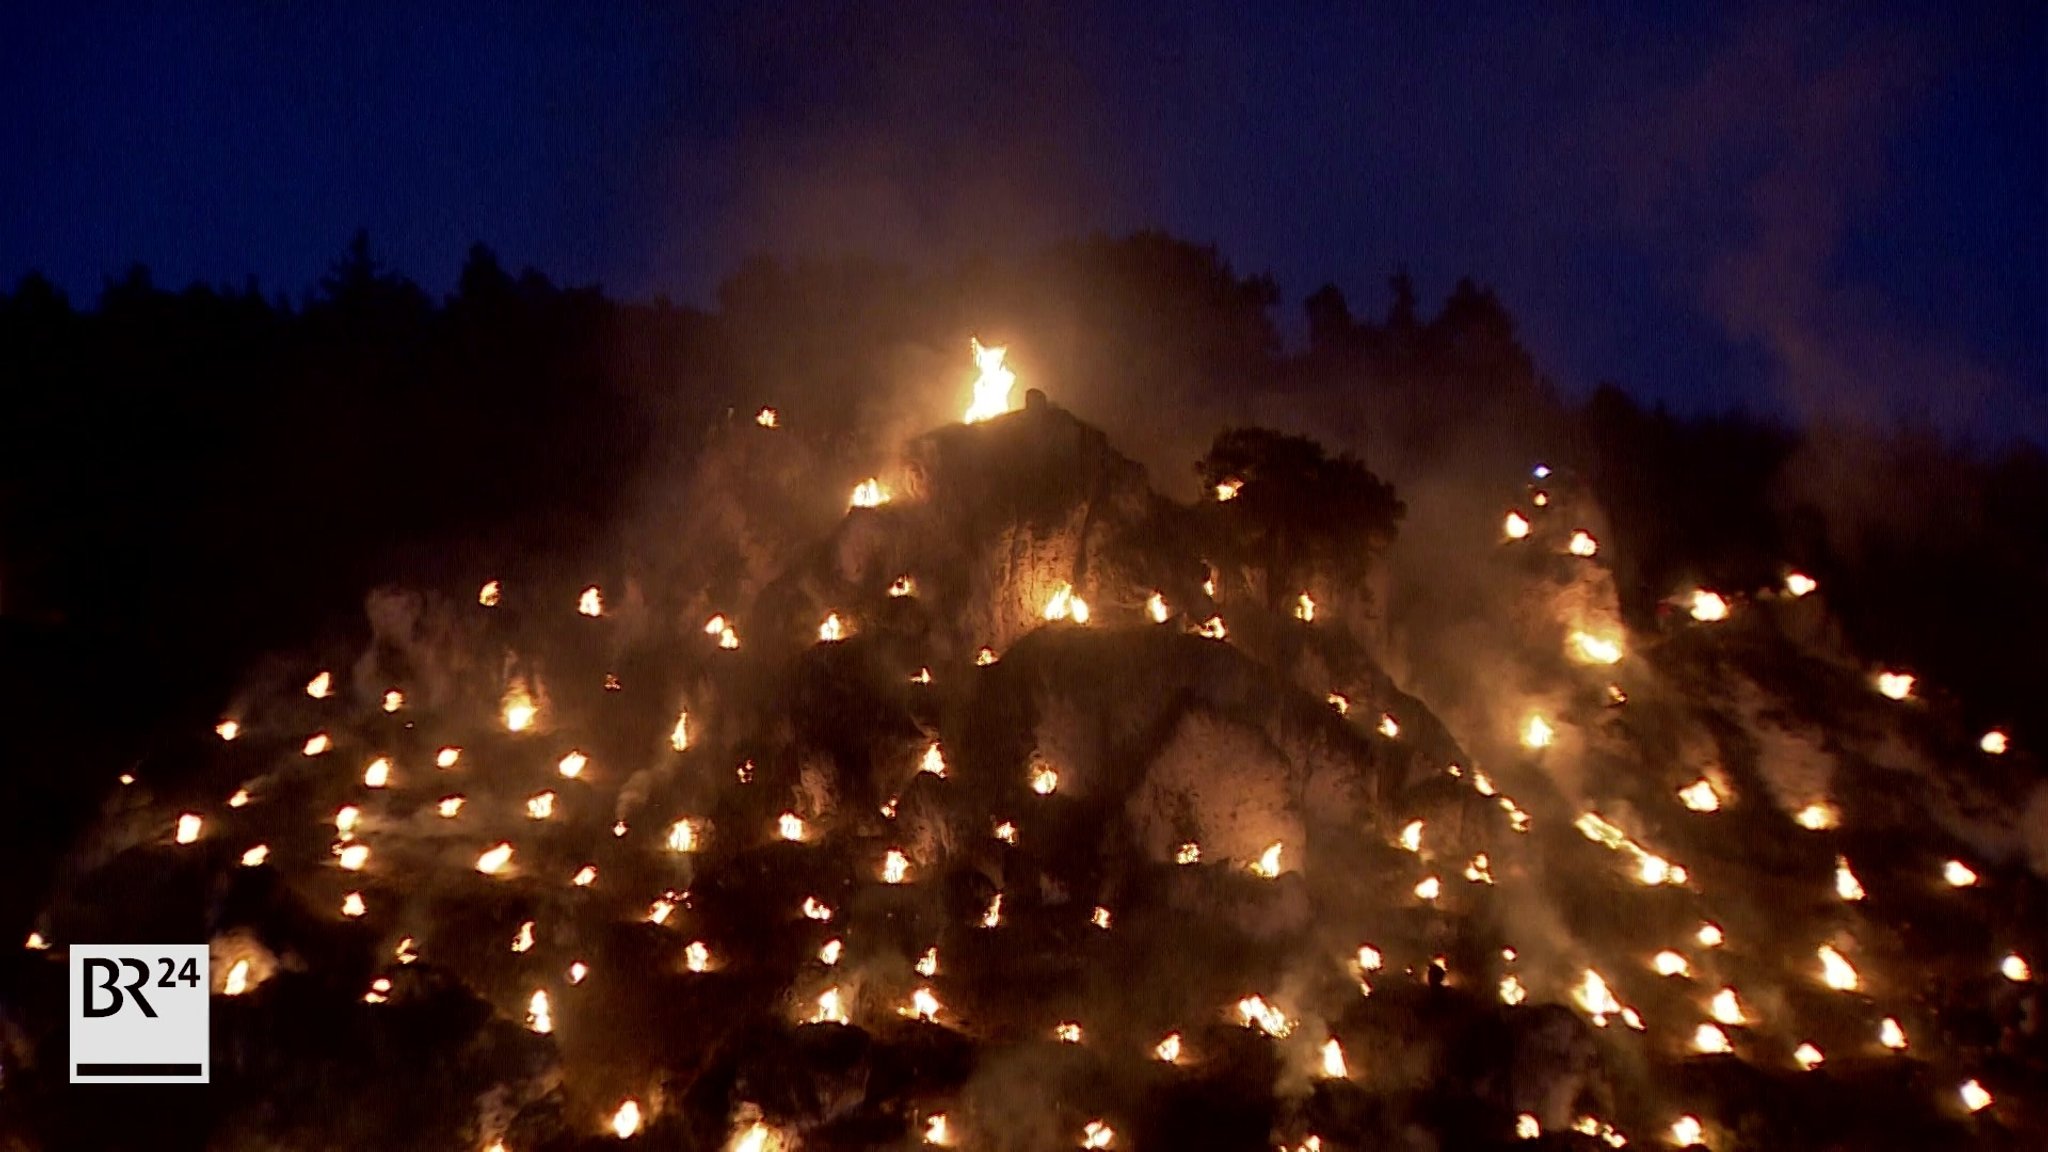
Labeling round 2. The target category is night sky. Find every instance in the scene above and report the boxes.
[3,3,2042,441]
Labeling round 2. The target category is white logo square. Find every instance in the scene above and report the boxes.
[69,944,210,1084]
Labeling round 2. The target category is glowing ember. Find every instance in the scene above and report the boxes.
[1081,1120,1114,1149]
[240,845,269,867]
[1398,820,1424,852]
[363,757,391,788]
[303,733,331,757]
[882,849,911,884]
[1195,615,1227,640]
[2000,953,2031,982]
[1817,945,1858,991]
[1030,765,1060,795]
[217,958,251,997]
[981,894,1003,928]
[1357,945,1384,972]
[1875,671,1915,700]
[216,719,240,741]
[478,580,501,606]
[818,939,842,965]
[849,478,890,509]
[915,946,940,977]
[1795,803,1837,830]
[1785,572,1817,596]
[1214,477,1244,502]
[755,406,778,427]
[337,843,369,871]
[670,711,691,751]
[476,842,514,875]
[1960,1079,1993,1113]
[526,989,552,1033]
[777,812,807,841]
[1697,923,1724,948]
[1670,1116,1703,1147]
[1414,876,1442,901]
[437,795,464,818]
[1943,859,1978,887]
[1516,1115,1541,1140]
[879,797,899,819]
[1146,592,1170,623]
[963,338,1017,423]
[306,671,332,699]
[1055,1021,1083,1044]
[362,978,392,1005]
[1878,1017,1908,1050]
[568,961,587,984]
[509,921,536,952]
[1709,987,1746,1026]
[436,746,462,768]
[685,940,711,973]
[341,892,367,918]
[175,813,203,844]
[577,586,603,617]
[925,1114,952,1146]
[1981,729,2009,755]
[648,898,676,926]
[994,820,1018,844]
[1327,692,1350,714]
[1688,590,1730,622]
[888,574,916,598]
[24,933,47,950]
[1378,713,1401,738]
[1693,1023,1732,1054]
[818,613,848,642]
[395,937,418,964]
[1793,1042,1825,1070]
[1499,975,1527,1005]
[335,805,361,837]
[1175,842,1201,865]
[572,865,598,887]
[974,646,998,665]
[811,988,849,1024]
[1503,511,1531,540]
[1677,779,1720,812]
[1568,530,1599,557]
[1568,631,1623,665]
[1295,592,1316,622]
[1834,856,1865,901]
[902,986,942,1022]
[381,689,403,713]
[1044,583,1091,624]
[1522,714,1554,749]
[558,750,588,778]
[802,897,833,922]
[610,1100,642,1139]
[526,791,556,820]
[1653,951,1691,978]
[1152,1032,1184,1063]
[1463,854,1496,884]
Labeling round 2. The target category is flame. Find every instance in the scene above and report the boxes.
[1878,1017,1908,1050]
[666,820,699,852]
[777,812,807,841]
[1464,854,1494,884]
[1689,590,1730,622]
[1215,478,1244,502]
[478,580,501,606]
[1175,842,1201,865]
[395,937,418,964]
[1817,945,1858,991]
[995,821,1018,844]
[1081,1120,1114,1149]
[303,733,332,756]
[1146,592,1170,623]
[306,671,332,699]
[1195,615,1227,640]
[1693,1023,1732,1054]
[1357,945,1384,972]
[1574,970,1624,1024]
[1943,859,1978,887]
[1398,820,1424,852]
[509,921,535,952]
[578,586,603,617]
[1568,530,1599,558]
[755,406,778,427]
[558,750,588,778]
[1055,1021,1083,1043]
[380,688,403,713]
[568,961,587,984]
[526,791,556,820]
[1318,1037,1348,1078]
[1677,779,1721,812]
[1697,922,1724,948]
[2001,953,2031,982]
[1378,713,1401,738]
[818,939,842,965]
[880,796,899,819]
[1786,572,1817,596]
[1030,765,1059,795]
[1670,1116,1703,1147]
[337,843,370,871]
[341,892,367,918]
[925,1114,952,1146]
[1795,803,1838,830]
[1875,670,1915,700]
[1960,1079,1993,1113]
[1327,692,1350,714]
[1981,729,2009,755]
[850,478,890,508]
[670,711,691,751]
[1653,951,1691,978]
[882,849,911,884]
[1043,583,1091,624]
[222,959,249,996]
[1521,714,1555,749]
[730,1123,775,1152]
[476,842,514,875]
[648,897,676,925]
[981,893,1003,928]
[362,977,391,1004]
[1498,975,1527,1005]
[1250,842,1283,878]
[334,805,361,837]
[610,1100,642,1139]
[974,646,998,666]
[818,613,848,642]
[240,844,269,866]
[902,986,942,1022]
[1295,592,1316,622]
[437,795,465,818]
[919,741,947,778]
[526,989,552,1033]
[1414,876,1442,901]
[359,757,391,789]
[963,338,1017,423]
[1568,631,1624,665]
[802,897,833,922]
[175,813,203,844]
[811,987,849,1024]
[216,719,240,740]
[436,746,462,768]
[916,946,939,976]
[685,940,711,973]
[501,689,537,732]
[1516,1115,1541,1140]
[572,865,598,887]
[1709,987,1746,1025]
[1503,511,1531,540]
[1793,1042,1825,1069]
[1835,856,1865,901]
[1155,1032,1183,1062]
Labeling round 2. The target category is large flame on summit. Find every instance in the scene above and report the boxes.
[963,338,1016,424]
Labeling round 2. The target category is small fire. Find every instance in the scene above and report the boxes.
[888,574,916,597]
[1516,1115,1541,1140]
[240,845,269,867]
[526,989,552,1034]
[1398,820,1424,852]
[1357,945,1384,972]
[511,921,535,952]
[1693,1023,1732,1054]
[2000,953,2031,982]
[818,939,843,965]
[975,646,998,666]
[303,733,331,757]
[572,865,598,887]
[1089,905,1112,930]
[24,932,47,950]
[811,988,849,1024]
[1464,854,1494,884]
[1795,803,1838,830]
[381,689,403,713]
[1215,477,1244,502]
[1943,859,1979,887]
[777,812,807,841]
[1327,692,1350,714]
[963,338,1017,424]
[882,849,911,884]
[526,791,556,820]
[1677,779,1721,812]
[362,977,391,1005]
[1817,945,1858,991]
[216,719,240,740]
[1175,842,1201,865]
[755,406,778,427]
[1709,987,1746,1026]
[995,821,1018,844]
[1378,713,1401,738]
[1785,572,1817,596]
[917,946,940,976]
[1653,951,1692,977]
[337,843,369,871]
[1295,592,1316,623]
[175,813,203,844]
[436,746,462,768]
[666,820,699,852]
[1030,765,1059,795]
[577,586,603,617]
[1878,1017,1908,1050]
[1960,1079,1993,1113]
[818,613,848,642]
[1146,592,1170,623]
[1043,583,1091,624]
[1318,1037,1348,1078]
[363,757,391,788]
[1250,842,1283,878]
[1414,876,1442,900]
[395,937,418,964]
[1081,1120,1114,1149]
[341,892,367,918]
[1574,970,1625,1025]
[671,711,691,751]
[1568,530,1599,558]
[222,959,250,996]
[902,986,942,1022]
[502,689,537,733]
[981,893,1003,928]
[437,795,464,818]
[685,940,711,973]
[1503,511,1531,540]
[1194,615,1227,640]
[1697,922,1724,948]
[1793,1042,1825,1070]
[306,671,333,699]
[558,750,588,778]
[912,666,933,684]
[1876,671,1915,701]
[478,580,501,606]
[610,1100,642,1139]
[476,842,514,875]
[1689,590,1730,622]
[335,805,361,836]
[1981,729,2009,755]
[925,1114,953,1146]
[849,478,890,509]
[648,898,676,925]
[919,741,947,778]
[1155,1032,1183,1062]
[568,961,587,984]
[1568,631,1624,665]
[802,897,834,922]
[1670,1116,1703,1147]
[1835,856,1865,901]
[1498,975,1527,1005]
[1522,714,1554,749]
[1056,1021,1084,1043]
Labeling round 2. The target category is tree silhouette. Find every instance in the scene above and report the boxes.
[1197,427,1405,612]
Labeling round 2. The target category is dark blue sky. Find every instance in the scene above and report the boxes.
[3,3,2042,440]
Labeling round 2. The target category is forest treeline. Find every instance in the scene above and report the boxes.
[2,230,2044,747]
